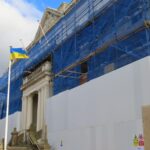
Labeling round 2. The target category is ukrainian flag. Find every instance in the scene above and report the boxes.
[10,48,29,60]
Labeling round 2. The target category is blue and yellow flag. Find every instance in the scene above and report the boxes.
[10,48,29,60]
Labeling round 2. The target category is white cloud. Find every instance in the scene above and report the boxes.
[0,0,42,76]
[5,0,42,19]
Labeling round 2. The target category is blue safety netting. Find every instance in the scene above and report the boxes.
[88,29,150,80]
[0,92,6,118]
[53,0,150,94]
[0,0,150,118]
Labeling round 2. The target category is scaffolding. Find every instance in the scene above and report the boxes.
[0,0,150,118]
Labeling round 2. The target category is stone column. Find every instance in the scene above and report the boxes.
[45,83,50,100]
[26,95,33,129]
[42,86,46,140]
[42,84,50,140]
[21,96,27,130]
[39,84,51,149]
[49,81,53,98]
[37,89,43,131]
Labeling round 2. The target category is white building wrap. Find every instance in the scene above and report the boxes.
[46,56,150,150]
[0,56,150,149]
[0,112,21,142]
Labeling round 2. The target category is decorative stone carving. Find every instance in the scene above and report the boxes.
[10,128,18,146]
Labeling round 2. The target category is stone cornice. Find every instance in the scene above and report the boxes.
[21,61,52,91]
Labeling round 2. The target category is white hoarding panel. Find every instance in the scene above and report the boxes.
[46,56,150,150]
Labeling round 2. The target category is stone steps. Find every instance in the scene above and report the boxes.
[7,126,50,150]
[7,146,33,150]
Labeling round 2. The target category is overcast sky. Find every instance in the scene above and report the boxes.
[0,0,71,76]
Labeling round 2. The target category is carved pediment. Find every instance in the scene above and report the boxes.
[33,8,62,44]
[26,0,79,51]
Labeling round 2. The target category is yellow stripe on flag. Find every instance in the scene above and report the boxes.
[10,52,29,60]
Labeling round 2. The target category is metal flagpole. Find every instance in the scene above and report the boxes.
[4,59,12,150]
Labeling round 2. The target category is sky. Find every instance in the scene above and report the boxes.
[0,0,71,76]
[25,0,71,11]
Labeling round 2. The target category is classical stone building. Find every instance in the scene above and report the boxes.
[3,1,79,149]
[20,0,79,148]
[0,0,150,150]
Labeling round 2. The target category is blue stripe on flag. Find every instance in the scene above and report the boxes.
[10,48,27,55]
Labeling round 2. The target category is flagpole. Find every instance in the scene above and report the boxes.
[4,58,12,150]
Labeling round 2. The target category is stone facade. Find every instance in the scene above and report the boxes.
[8,1,80,149]
[27,0,79,50]
[21,61,52,132]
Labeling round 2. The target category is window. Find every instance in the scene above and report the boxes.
[80,62,88,85]
[81,62,88,73]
